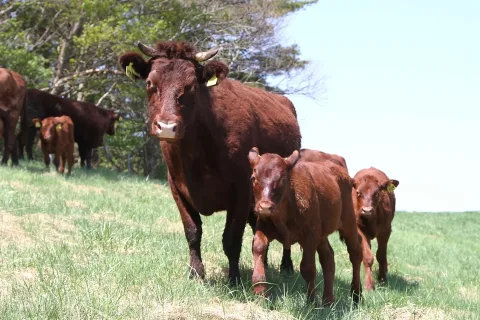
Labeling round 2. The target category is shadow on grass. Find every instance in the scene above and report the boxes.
[205,265,361,319]
[382,272,420,292]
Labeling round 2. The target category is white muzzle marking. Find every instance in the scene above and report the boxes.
[155,121,177,139]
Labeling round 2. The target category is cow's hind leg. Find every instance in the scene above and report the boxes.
[317,238,335,305]
[169,173,205,279]
[376,229,391,284]
[223,182,250,285]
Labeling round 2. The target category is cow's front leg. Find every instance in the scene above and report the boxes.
[252,222,269,295]
[85,147,93,169]
[223,181,250,286]
[169,173,205,279]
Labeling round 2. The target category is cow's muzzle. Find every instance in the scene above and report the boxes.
[151,121,183,141]
[361,206,374,217]
[256,200,274,216]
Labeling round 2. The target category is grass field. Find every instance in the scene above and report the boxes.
[0,162,479,319]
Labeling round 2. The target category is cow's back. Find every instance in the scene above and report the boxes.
[207,79,301,169]
[299,149,348,172]
[0,68,25,115]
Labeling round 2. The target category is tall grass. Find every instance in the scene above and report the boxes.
[0,162,478,319]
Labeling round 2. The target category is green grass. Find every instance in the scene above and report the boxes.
[0,162,479,319]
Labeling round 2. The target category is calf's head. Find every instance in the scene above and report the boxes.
[105,110,121,135]
[353,176,399,218]
[34,117,64,142]
[248,147,299,217]
[119,41,228,142]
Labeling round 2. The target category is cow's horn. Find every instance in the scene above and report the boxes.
[195,48,219,62]
[137,42,158,57]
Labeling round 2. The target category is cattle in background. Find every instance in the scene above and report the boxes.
[248,148,362,304]
[18,89,120,168]
[118,41,301,284]
[0,68,26,166]
[33,116,75,175]
[352,167,399,291]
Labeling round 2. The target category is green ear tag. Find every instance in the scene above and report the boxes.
[126,62,140,82]
[55,124,62,131]
[35,122,41,128]
[119,116,123,121]
[206,74,218,87]
[386,183,396,192]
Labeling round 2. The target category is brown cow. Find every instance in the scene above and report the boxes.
[0,68,26,166]
[276,148,350,273]
[18,88,120,168]
[33,116,75,175]
[352,167,399,291]
[118,41,301,284]
[248,148,362,304]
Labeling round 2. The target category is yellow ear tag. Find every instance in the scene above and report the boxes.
[119,116,123,121]
[126,62,140,82]
[55,124,62,131]
[35,122,41,128]
[386,183,396,192]
[206,74,218,87]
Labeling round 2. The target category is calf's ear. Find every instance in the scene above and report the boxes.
[118,52,151,80]
[248,147,260,167]
[201,61,229,87]
[284,150,299,169]
[381,179,399,192]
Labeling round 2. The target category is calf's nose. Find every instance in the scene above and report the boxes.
[258,201,273,214]
[362,206,374,216]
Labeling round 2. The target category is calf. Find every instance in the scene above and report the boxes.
[33,116,75,175]
[352,167,399,291]
[248,148,362,304]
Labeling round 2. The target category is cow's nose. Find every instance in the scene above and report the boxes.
[362,206,374,216]
[154,121,177,139]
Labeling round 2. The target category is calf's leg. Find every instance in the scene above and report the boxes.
[359,230,375,291]
[317,238,335,305]
[252,224,269,295]
[376,229,391,283]
[300,243,318,303]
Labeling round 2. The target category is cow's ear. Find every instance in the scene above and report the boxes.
[381,179,399,192]
[118,52,150,80]
[32,118,41,128]
[248,147,260,168]
[201,61,229,87]
[284,150,299,170]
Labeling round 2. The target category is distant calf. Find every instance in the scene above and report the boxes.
[352,167,399,291]
[33,116,75,175]
[248,148,362,304]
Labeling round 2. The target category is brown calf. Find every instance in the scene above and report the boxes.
[33,116,75,175]
[352,167,399,291]
[248,148,362,304]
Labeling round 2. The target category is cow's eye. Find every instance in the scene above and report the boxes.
[146,79,152,88]
[357,191,362,198]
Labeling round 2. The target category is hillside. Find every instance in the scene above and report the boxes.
[0,163,479,319]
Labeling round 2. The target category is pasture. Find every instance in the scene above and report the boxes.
[0,163,478,319]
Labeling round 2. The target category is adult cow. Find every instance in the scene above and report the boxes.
[119,41,301,284]
[18,89,120,168]
[0,68,26,166]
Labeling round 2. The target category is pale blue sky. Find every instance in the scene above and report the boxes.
[281,0,479,212]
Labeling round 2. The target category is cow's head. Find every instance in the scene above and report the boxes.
[106,110,121,135]
[353,176,399,218]
[35,117,64,142]
[118,41,228,142]
[248,147,299,217]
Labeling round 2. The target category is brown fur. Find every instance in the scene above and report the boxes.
[299,149,348,172]
[33,116,75,175]
[18,89,119,167]
[118,41,301,284]
[248,148,362,304]
[0,68,26,166]
[352,167,399,291]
